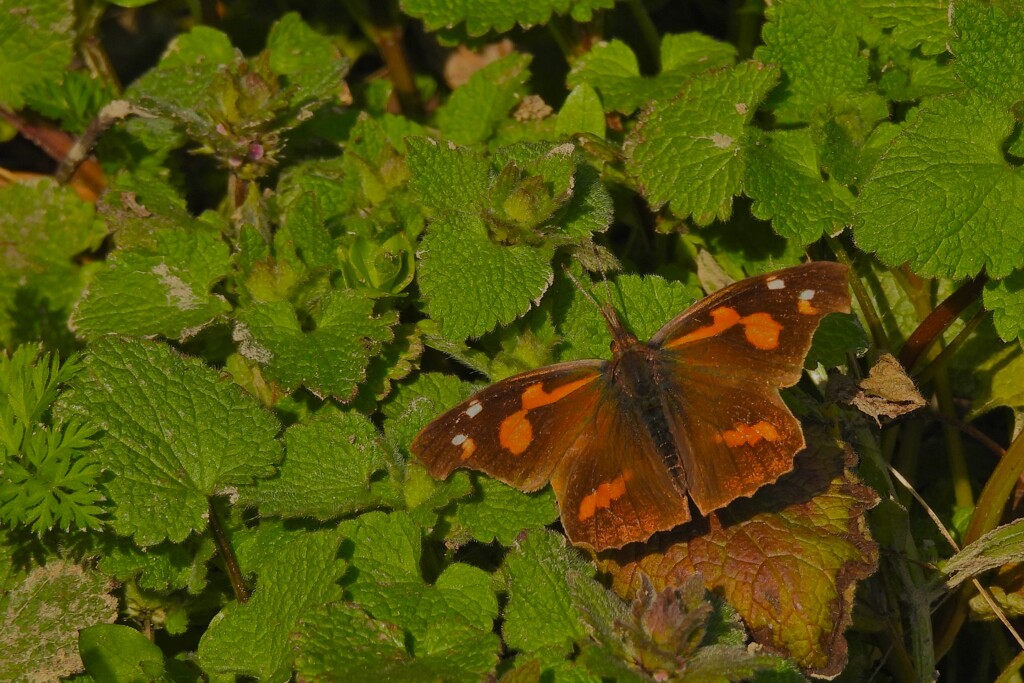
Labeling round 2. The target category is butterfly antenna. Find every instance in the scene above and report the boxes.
[561,264,633,347]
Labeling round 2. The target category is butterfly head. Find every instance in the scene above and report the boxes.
[600,302,639,355]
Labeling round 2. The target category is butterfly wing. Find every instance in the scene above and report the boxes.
[552,392,691,551]
[411,361,605,491]
[651,262,851,514]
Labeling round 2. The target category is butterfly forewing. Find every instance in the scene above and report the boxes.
[411,361,605,491]
[650,262,852,387]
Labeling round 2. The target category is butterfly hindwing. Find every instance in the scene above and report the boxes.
[552,391,691,550]
[411,361,605,491]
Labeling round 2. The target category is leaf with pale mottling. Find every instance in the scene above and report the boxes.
[57,338,281,546]
[624,62,779,225]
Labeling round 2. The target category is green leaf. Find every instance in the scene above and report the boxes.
[0,560,118,681]
[407,137,492,211]
[805,312,869,369]
[383,371,472,454]
[953,0,1024,110]
[567,34,737,114]
[861,0,950,55]
[624,62,779,225]
[71,226,231,340]
[745,129,855,245]
[58,338,281,546]
[401,0,614,36]
[985,271,1024,343]
[234,290,398,401]
[197,529,345,681]
[448,476,558,545]
[502,530,595,654]
[436,54,532,146]
[754,0,870,122]
[339,510,500,677]
[266,12,347,99]
[242,407,400,519]
[418,213,554,339]
[557,274,701,361]
[855,92,1024,279]
[555,84,606,139]
[97,537,212,594]
[79,624,166,682]
[0,179,105,349]
[0,0,74,109]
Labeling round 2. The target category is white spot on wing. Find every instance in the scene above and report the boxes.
[766,278,785,290]
[800,289,816,300]
[465,401,483,418]
[451,434,468,446]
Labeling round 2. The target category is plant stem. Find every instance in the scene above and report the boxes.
[344,0,424,119]
[624,0,661,73]
[732,0,765,59]
[914,309,986,386]
[208,499,250,603]
[898,274,987,372]
[829,237,890,350]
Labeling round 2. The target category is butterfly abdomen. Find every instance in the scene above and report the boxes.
[610,344,687,489]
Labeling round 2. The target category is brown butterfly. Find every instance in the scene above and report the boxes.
[412,262,851,551]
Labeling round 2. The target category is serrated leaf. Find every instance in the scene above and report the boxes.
[0,560,117,681]
[854,92,1024,279]
[624,62,779,225]
[0,0,74,109]
[0,179,105,348]
[953,0,1024,110]
[401,0,614,36]
[266,12,347,100]
[436,53,532,145]
[71,227,231,340]
[58,338,281,546]
[567,34,737,114]
[242,408,400,518]
[985,269,1024,343]
[448,476,558,545]
[79,624,166,681]
[599,437,878,677]
[234,289,398,401]
[754,0,870,122]
[745,129,855,245]
[383,372,473,453]
[557,274,701,361]
[97,536,212,594]
[407,137,492,211]
[339,511,500,677]
[862,0,949,55]
[197,529,345,681]
[418,213,554,339]
[502,530,596,654]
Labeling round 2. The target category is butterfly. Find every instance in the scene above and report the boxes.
[412,262,851,551]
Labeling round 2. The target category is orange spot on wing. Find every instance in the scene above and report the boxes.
[798,299,819,315]
[459,437,477,460]
[577,472,633,521]
[665,307,741,347]
[521,376,598,409]
[740,312,782,350]
[499,410,533,455]
[717,420,781,448]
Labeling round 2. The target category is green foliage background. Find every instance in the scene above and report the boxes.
[2,0,1024,681]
